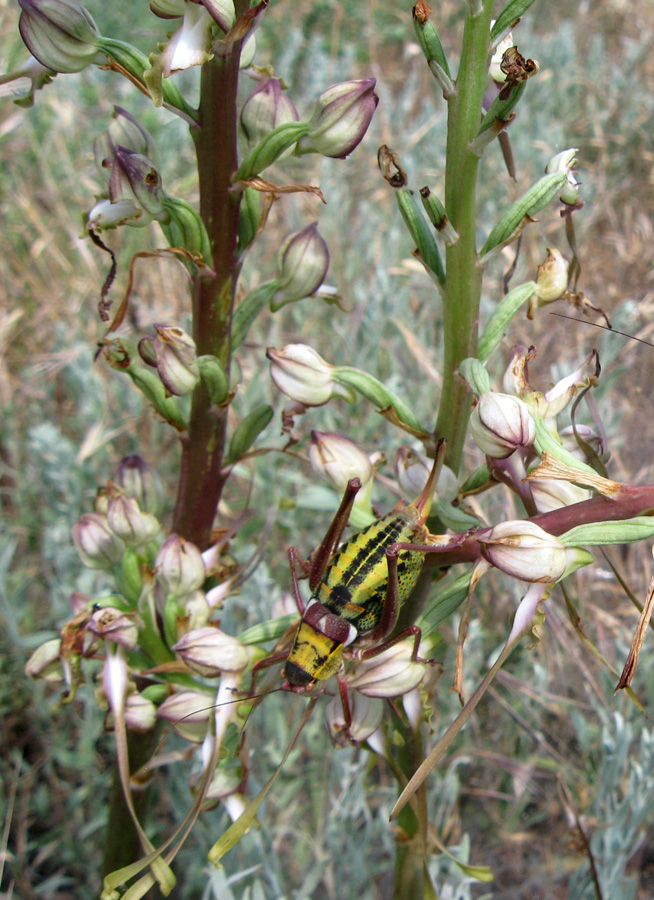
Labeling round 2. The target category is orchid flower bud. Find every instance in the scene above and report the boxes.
[150,0,186,17]
[87,606,139,649]
[545,147,581,205]
[172,627,251,677]
[94,107,156,170]
[203,769,246,820]
[86,198,147,231]
[25,638,64,682]
[395,447,459,503]
[151,324,200,396]
[156,689,212,742]
[156,534,206,596]
[297,78,378,159]
[108,147,166,219]
[469,392,536,459]
[309,431,375,524]
[559,424,606,461]
[478,520,587,583]
[530,477,590,514]
[72,512,125,569]
[267,344,355,407]
[123,690,157,732]
[325,692,384,747]
[106,490,160,548]
[18,0,102,74]
[0,56,55,108]
[345,639,427,698]
[270,223,329,311]
[240,77,299,148]
[114,455,163,517]
[199,0,235,33]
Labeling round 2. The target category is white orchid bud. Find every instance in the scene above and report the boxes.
[267,344,354,406]
[325,692,384,747]
[88,607,139,649]
[395,447,458,503]
[346,639,427,698]
[478,520,579,583]
[156,689,212,742]
[72,512,125,569]
[469,392,536,459]
[172,627,251,677]
[156,535,206,595]
[309,431,374,523]
[18,0,102,73]
[124,690,157,732]
[106,491,160,548]
[297,78,378,159]
[25,638,64,682]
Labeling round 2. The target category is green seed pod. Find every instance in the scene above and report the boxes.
[480,171,567,258]
[237,186,261,253]
[396,187,445,284]
[332,366,428,436]
[477,281,537,362]
[412,6,451,78]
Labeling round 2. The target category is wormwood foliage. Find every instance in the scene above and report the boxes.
[5,0,654,897]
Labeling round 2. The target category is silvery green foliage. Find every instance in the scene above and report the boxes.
[567,713,654,900]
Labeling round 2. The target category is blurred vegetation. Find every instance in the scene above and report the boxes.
[2,0,654,897]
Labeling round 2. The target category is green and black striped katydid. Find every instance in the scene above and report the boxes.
[250,439,459,739]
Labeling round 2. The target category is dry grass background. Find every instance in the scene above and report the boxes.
[2,0,654,898]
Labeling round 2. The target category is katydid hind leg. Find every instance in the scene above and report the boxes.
[308,477,362,591]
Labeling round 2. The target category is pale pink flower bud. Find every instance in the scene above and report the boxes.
[25,638,63,682]
[156,689,212,742]
[152,324,200,396]
[325,692,384,747]
[106,492,160,547]
[267,344,354,406]
[88,607,139,649]
[172,627,251,676]
[240,77,299,146]
[94,106,156,170]
[469,392,536,459]
[346,640,426,698]
[114,455,163,517]
[18,0,101,74]
[72,512,125,569]
[156,535,206,595]
[298,78,378,158]
[530,478,590,514]
[124,690,157,732]
[395,447,458,503]
[271,223,329,310]
[309,431,374,517]
[478,520,569,583]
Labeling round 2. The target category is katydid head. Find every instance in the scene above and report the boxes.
[281,599,358,691]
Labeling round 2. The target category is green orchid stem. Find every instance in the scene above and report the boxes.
[435,0,494,472]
